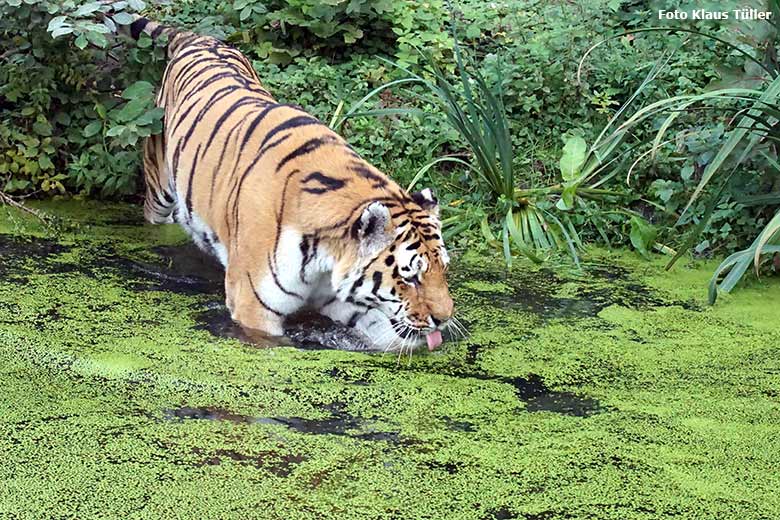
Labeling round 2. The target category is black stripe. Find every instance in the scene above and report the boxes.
[314,197,396,236]
[228,133,291,240]
[350,274,365,294]
[172,92,268,177]
[246,272,283,317]
[405,240,421,250]
[209,121,243,208]
[264,169,305,300]
[171,86,245,143]
[267,253,303,299]
[204,98,272,153]
[170,34,200,56]
[349,163,387,188]
[241,104,282,149]
[150,24,165,39]
[371,271,383,293]
[300,235,318,284]
[184,144,203,213]
[299,237,310,284]
[347,312,362,328]
[170,89,246,141]
[177,58,254,95]
[169,54,213,94]
[175,59,227,96]
[276,136,338,173]
[399,228,413,243]
[178,71,249,107]
[260,115,321,148]
[129,18,149,40]
[301,172,347,193]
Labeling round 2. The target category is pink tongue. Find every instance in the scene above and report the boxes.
[426,330,443,351]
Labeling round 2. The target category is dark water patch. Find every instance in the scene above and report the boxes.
[31,306,64,332]
[163,402,418,446]
[443,417,476,432]
[508,374,600,416]
[42,240,222,295]
[0,234,224,297]
[165,406,256,423]
[0,234,71,278]
[144,243,225,294]
[485,506,515,519]
[363,362,602,417]
[327,367,371,386]
[483,508,563,520]
[584,264,631,280]
[452,260,698,321]
[0,234,69,258]
[80,243,225,296]
[192,307,255,343]
[191,446,305,476]
[258,403,417,446]
[463,372,601,417]
[454,268,599,320]
[422,459,461,474]
[193,306,374,351]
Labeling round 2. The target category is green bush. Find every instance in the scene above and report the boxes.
[221,0,452,65]
[0,0,165,197]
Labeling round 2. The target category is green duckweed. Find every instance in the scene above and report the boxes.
[0,201,778,519]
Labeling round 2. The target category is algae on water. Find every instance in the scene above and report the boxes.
[1,201,779,519]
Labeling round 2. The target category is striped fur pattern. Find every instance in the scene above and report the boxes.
[130,17,454,351]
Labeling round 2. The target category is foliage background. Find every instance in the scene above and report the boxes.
[0,0,777,263]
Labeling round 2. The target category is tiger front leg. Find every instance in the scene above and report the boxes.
[320,300,404,352]
[224,264,287,340]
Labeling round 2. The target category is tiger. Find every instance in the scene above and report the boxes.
[123,15,454,352]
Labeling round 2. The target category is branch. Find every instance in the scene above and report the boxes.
[0,191,51,223]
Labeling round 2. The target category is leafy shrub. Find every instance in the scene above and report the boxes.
[222,0,452,65]
[0,0,165,197]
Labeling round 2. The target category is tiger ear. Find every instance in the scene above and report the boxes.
[411,188,439,215]
[353,202,393,259]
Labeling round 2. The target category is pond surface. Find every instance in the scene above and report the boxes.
[1,201,779,519]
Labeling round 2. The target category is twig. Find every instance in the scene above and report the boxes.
[0,191,50,223]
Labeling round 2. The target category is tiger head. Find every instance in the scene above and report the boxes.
[332,188,454,351]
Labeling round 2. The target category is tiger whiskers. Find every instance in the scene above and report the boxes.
[448,315,468,341]
[377,326,402,355]
[396,327,412,365]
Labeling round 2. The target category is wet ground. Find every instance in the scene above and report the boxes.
[1,200,779,519]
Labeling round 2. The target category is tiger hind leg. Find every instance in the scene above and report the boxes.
[142,133,177,224]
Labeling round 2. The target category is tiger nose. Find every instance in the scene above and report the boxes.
[432,295,454,323]
[430,301,454,327]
